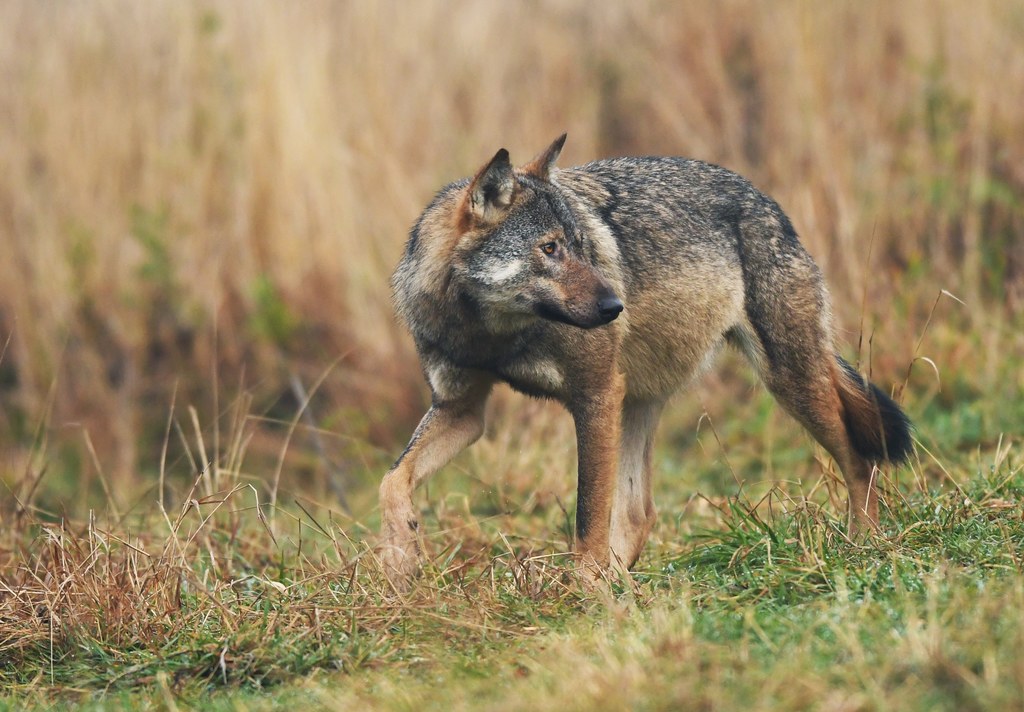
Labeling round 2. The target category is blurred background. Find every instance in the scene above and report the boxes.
[1,0,1022,522]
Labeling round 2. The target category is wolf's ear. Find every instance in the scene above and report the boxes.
[467,148,515,224]
[521,133,567,181]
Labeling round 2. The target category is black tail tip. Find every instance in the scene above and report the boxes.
[836,355,914,465]
[864,382,914,465]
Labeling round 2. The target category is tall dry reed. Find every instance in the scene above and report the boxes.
[0,0,1021,505]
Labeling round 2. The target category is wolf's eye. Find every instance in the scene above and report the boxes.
[541,242,557,256]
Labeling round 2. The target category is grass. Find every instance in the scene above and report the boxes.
[2,462,1024,710]
[2,378,1023,709]
[2,1,1024,709]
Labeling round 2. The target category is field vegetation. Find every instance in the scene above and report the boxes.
[1,1,1023,709]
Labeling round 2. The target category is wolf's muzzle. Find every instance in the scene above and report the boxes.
[597,294,624,323]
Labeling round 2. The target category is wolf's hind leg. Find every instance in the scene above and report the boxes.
[734,321,882,537]
[764,366,881,535]
[609,398,664,570]
[378,378,492,588]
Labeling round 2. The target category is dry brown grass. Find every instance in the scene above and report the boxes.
[3,434,1023,707]
[0,459,602,695]
[0,0,1022,514]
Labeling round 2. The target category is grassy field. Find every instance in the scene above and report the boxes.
[2,0,1024,709]
[3,424,1024,710]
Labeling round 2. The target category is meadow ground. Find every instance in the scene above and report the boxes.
[2,1,1024,709]
[2,396,1024,711]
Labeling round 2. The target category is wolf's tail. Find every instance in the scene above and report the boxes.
[832,355,913,465]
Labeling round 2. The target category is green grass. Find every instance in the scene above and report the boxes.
[3,436,1023,710]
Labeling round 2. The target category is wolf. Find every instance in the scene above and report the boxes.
[379,134,912,585]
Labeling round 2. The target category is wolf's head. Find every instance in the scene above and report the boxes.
[448,135,623,331]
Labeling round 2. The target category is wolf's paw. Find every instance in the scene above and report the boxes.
[846,512,882,543]
[378,529,421,593]
[568,554,613,597]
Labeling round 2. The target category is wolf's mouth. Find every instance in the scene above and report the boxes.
[534,296,623,329]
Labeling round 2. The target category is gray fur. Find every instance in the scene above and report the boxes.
[379,137,913,586]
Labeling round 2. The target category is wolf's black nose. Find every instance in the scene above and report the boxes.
[597,295,624,322]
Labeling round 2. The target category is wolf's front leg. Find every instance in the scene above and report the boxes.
[569,370,626,574]
[378,377,491,589]
[609,398,664,570]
